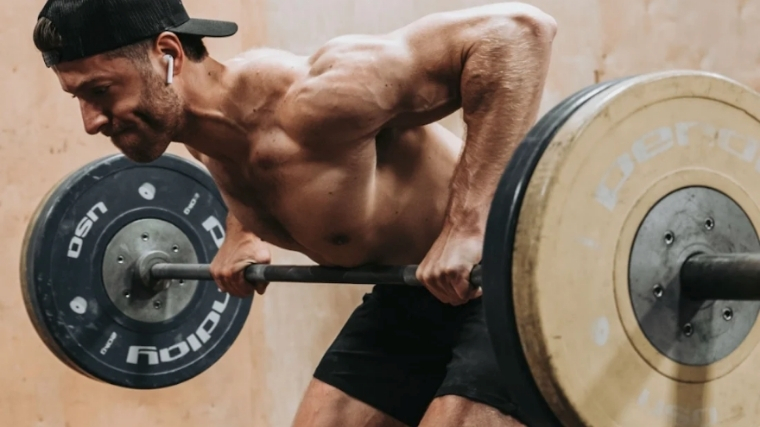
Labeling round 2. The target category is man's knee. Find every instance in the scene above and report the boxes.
[419,395,525,427]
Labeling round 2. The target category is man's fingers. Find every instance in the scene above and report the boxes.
[438,268,480,306]
[433,284,455,305]
[454,283,481,304]
[232,272,255,297]
[419,269,458,305]
[221,278,240,296]
[211,269,249,298]
[417,267,441,302]
[434,268,468,305]
[209,257,273,298]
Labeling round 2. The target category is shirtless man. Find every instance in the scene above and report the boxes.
[33,0,556,425]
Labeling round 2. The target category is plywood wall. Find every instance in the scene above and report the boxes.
[2,0,759,426]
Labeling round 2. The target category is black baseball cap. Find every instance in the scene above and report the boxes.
[37,0,238,67]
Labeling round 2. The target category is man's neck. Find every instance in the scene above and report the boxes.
[173,58,251,162]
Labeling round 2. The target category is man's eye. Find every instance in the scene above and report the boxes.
[91,86,110,95]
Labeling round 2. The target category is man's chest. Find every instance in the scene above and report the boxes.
[205,136,381,254]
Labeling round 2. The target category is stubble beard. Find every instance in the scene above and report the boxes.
[112,69,185,163]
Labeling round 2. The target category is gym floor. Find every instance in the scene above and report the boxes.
[3,0,759,426]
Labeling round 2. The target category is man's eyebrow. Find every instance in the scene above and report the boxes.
[66,77,108,95]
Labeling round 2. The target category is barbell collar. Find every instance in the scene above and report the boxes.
[149,262,483,287]
[681,253,760,300]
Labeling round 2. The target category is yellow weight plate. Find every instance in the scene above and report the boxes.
[514,70,760,426]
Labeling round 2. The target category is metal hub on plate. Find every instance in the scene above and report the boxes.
[629,186,760,365]
[102,218,199,323]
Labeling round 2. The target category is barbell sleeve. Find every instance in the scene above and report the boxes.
[681,253,760,300]
[149,262,484,287]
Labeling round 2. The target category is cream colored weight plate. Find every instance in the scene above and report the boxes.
[512,70,760,426]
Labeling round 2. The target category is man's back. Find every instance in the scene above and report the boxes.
[192,44,466,268]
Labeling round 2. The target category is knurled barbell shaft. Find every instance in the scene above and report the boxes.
[149,262,484,287]
[149,252,752,299]
[681,253,760,300]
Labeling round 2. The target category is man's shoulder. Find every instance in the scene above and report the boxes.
[219,48,310,106]
[218,40,409,144]
[229,47,304,66]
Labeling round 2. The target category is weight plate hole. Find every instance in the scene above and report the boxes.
[172,245,179,253]
[141,233,149,241]
[154,300,162,309]
[664,231,675,245]
[117,256,124,264]
[652,284,664,298]
[683,323,694,337]
[123,291,131,299]
[723,307,734,321]
[705,218,715,230]
[179,279,184,286]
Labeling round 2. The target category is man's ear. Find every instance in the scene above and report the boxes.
[153,32,184,80]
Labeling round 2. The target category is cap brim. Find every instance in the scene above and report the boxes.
[169,18,238,38]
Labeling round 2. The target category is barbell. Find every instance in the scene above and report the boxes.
[19,69,760,426]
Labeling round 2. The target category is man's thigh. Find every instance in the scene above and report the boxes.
[419,396,525,427]
[305,286,454,427]
[292,378,408,427]
[429,297,521,424]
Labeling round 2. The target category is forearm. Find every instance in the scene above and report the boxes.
[446,15,555,235]
[225,213,262,243]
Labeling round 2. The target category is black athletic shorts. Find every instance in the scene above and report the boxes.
[313,284,517,426]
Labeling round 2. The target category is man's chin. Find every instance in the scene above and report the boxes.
[126,146,169,163]
[117,144,168,164]
[127,153,163,164]
[112,137,170,164]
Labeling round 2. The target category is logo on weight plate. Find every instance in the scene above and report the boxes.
[183,193,200,215]
[100,332,118,356]
[67,202,108,259]
[125,292,230,365]
[595,122,760,211]
[202,216,225,248]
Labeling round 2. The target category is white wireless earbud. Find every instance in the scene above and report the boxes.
[163,54,174,84]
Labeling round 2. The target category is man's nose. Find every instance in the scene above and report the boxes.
[79,100,108,135]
